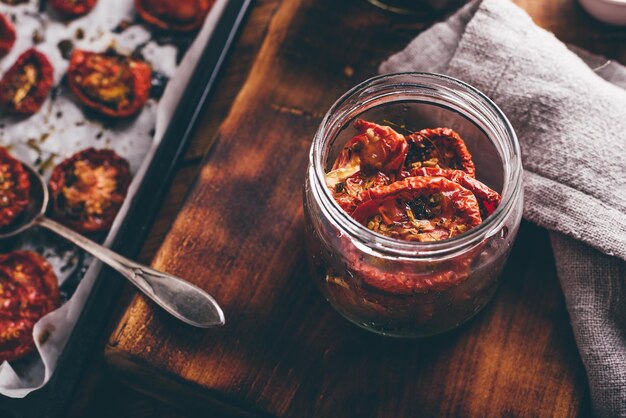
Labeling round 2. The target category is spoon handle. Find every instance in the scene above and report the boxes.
[37,216,225,328]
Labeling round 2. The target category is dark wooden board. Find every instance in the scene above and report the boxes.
[104,0,626,416]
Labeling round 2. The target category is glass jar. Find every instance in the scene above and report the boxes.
[303,73,523,338]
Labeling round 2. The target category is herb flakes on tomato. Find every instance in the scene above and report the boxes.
[0,251,59,363]
[49,0,98,18]
[404,128,476,178]
[49,148,131,233]
[135,0,214,32]
[0,147,30,228]
[0,49,54,116]
[353,176,482,242]
[326,119,408,213]
[330,119,408,177]
[0,13,15,56]
[331,171,390,214]
[405,167,501,218]
[67,49,152,118]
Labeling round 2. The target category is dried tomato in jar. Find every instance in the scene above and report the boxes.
[67,49,151,118]
[48,148,131,233]
[326,119,407,214]
[324,120,503,297]
[0,251,59,363]
[404,127,475,177]
[404,167,501,218]
[353,176,483,242]
[0,49,54,116]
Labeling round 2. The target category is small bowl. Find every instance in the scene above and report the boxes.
[579,0,626,26]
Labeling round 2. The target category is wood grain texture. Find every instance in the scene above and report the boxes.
[65,2,281,417]
[103,0,625,416]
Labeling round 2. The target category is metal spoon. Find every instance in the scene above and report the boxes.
[1,161,225,328]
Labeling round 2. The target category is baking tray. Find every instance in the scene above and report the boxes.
[0,0,252,416]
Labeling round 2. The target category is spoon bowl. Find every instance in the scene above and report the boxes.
[0,162,48,239]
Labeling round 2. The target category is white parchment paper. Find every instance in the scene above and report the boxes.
[0,0,228,397]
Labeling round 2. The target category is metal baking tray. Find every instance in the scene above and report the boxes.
[0,0,252,416]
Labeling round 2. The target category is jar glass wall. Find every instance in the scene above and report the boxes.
[303,73,523,337]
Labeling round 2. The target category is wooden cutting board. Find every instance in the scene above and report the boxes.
[104,0,602,416]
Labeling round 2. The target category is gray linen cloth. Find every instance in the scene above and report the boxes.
[379,0,626,416]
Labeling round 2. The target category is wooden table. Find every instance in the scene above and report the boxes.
[67,0,625,417]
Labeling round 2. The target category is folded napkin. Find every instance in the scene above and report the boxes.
[379,1,626,416]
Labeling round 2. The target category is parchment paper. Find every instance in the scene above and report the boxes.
[0,0,228,398]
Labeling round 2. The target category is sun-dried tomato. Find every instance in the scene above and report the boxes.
[330,171,390,214]
[0,251,59,363]
[0,14,16,56]
[135,0,214,32]
[49,0,98,17]
[404,167,501,218]
[353,253,473,295]
[345,175,483,294]
[0,147,30,228]
[48,148,131,233]
[353,176,482,242]
[0,49,54,116]
[323,121,503,300]
[404,128,475,178]
[67,49,151,118]
[326,119,408,213]
[332,119,408,175]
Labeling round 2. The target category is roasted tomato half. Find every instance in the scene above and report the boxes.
[0,251,59,363]
[49,0,98,17]
[326,120,408,213]
[403,128,475,178]
[0,14,16,56]
[353,176,482,242]
[48,148,131,233]
[0,49,54,116]
[405,167,501,218]
[67,49,152,118]
[135,0,214,32]
[0,147,30,228]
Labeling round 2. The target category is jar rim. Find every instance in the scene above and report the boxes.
[309,72,523,258]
